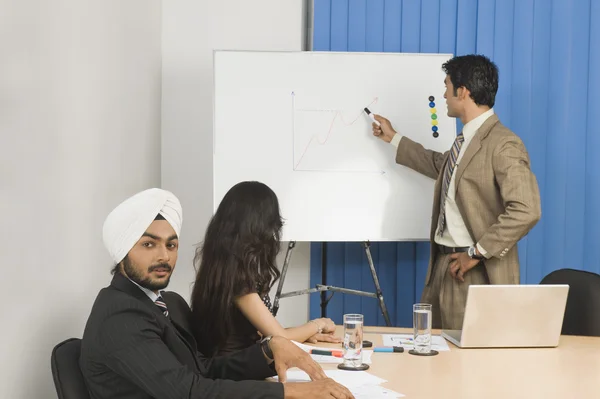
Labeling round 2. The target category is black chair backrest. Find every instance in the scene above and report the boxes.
[51,338,91,399]
[540,268,600,336]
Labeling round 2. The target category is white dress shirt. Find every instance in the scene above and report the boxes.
[128,277,161,302]
[391,109,495,257]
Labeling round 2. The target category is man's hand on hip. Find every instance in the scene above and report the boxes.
[448,252,480,282]
[269,336,327,382]
[372,114,397,143]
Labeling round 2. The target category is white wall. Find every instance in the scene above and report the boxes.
[161,0,313,327]
[0,1,162,398]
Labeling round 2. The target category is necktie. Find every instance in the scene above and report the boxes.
[436,132,465,236]
[155,295,169,317]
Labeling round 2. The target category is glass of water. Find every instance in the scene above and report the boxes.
[413,303,432,354]
[342,314,364,367]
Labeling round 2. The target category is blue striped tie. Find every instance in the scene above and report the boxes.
[437,132,465,236]
[155,295,169,317]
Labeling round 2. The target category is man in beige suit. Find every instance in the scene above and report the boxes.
[373,54,541,329]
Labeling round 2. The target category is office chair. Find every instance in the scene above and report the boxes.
[540,268,600,336]
[51,338,91,399]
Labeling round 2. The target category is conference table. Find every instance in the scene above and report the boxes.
[310,326,600,398]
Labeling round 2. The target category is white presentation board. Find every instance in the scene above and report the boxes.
[213,51,456,242]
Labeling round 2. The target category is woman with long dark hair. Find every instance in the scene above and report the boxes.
[190,181,340,357]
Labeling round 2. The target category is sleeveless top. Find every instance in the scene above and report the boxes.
[196,288,274,357]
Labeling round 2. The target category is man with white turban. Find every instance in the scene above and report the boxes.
[80,189,353,399]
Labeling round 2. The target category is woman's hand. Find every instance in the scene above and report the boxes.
[306,332,342,344]
[313,318,336,333]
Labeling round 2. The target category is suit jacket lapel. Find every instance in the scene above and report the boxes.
[430,152,449,241]
[454,114,500,190]
[111,273,200,366]
[162,292,198,353]
[111,273,161,315]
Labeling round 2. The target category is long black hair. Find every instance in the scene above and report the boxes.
[190,181,283,354]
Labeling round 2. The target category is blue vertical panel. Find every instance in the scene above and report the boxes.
[584,0,600,275]
[343,243,363,319]
[325,242,346,324]
[564,0,590,273]
[420,0,441,53]
[511,0,535,283]
[543,0,570,275]
[401,0,422,52]
[414,242,430,301]
[360,244,379,326]
[366,0,385,52]
[476,0,495,57]
[455,0,478,55]
[383,0,402,52]
[330,0,349,51]
[439,0,460,131]
[309,242,324,319]
[396,242,417,327]
[348,0,366,52]
[438,0,458,54]
[310,0,600,324]
[525,0,552,284]
[313,0,332,51]
[378,242,399,325]
[492,0,514,123]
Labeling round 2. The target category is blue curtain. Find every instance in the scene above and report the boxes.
[309,0,600,327]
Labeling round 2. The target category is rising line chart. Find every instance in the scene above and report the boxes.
[291,91,385,175]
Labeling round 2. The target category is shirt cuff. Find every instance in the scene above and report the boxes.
[476,243,491,259]
[390,133,403,148]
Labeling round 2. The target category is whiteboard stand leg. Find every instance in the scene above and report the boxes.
[272,241,296,317]
[362,241,392,327]
[272,241,392,328]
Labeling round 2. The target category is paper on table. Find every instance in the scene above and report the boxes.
[382,334,450,351]
[292,341,373,364]
[273,369,387,388]
[351,385,405,398]
[273,370,403,398]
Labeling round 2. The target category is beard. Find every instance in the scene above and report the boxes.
[122,256,172,291]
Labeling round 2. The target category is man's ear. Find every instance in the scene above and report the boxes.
[458,86,470,101]
[112,261,123,275]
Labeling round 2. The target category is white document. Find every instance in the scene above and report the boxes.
[275,369,386,388]
[274,370,403,397]
[382,334,451,351]
[292,341,373,364]
[352,385,405,398]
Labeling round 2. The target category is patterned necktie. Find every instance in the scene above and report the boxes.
[437,132,465,236]
[155,295,169,317]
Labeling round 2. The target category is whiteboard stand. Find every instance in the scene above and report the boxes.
[272,241,392,327]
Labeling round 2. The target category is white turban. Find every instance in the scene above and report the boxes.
[102,188,183,265]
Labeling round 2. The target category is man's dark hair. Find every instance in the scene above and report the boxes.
[110,213,166,275]
[442,54,499,108]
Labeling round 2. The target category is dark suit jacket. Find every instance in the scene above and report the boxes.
[80,273,283,399]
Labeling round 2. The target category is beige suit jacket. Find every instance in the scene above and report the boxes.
[396,114,541,285]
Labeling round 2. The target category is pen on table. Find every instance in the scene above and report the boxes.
[373,346,404,353]
[310,349,343,357]
[364,107,381,126]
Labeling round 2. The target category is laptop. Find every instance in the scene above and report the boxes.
[442,284,569,348]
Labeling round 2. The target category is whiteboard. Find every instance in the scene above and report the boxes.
[213,51,456,242]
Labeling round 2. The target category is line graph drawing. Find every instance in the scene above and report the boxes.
[291,92,385,174]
